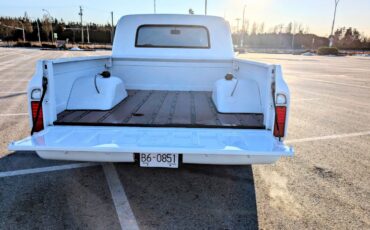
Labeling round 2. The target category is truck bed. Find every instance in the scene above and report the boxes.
[55,90,264,129]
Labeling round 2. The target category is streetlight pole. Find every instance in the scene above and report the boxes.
[154,0,156,13]
[329,0,340,47]
[205,0,207,15]
[42,9,54,44]
[79,6,84,43]
[241,5,246,47]
[111,11,114,44]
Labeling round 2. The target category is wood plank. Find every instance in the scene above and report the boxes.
[55,90,265,128]
[78,110,110,123]
[57,110,73,121]
[58,111,90,123]
[154,91,178,125]
[193,92,218,125]
[236,114,264,127]
[100,90,153,124]
[217,114,242,126]
[77,93,136,123]
[202,92,240,126]
[127,91,168,124]
[171,91,192,124]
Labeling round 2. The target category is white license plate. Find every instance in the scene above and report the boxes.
[139,153,179,168]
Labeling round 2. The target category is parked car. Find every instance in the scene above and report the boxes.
[9,14,293,168]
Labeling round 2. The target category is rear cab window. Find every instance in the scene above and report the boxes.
[135,25,210,49]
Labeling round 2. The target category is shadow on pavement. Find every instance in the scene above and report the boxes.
[0,162,121,229]
[116,163,258,229]
[0,152,258,229]
[0,151,74,172]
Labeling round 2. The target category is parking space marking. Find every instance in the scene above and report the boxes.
[0,162,100,178]
[286,131,370,144]
[103,163,139,230]
[0,80,29,82]
[291,98,319,102]
[0,113,28,116]
[298,77,370,90]
[0,91,27,94]
[296,89,370,108]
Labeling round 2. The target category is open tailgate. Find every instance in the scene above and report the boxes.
[9,126,293,156]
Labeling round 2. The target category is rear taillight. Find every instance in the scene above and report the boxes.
[31,101,44,132]
[274,106,286,137]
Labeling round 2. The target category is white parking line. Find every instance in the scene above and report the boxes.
[0,113,28,116]
[286,131,370,144]
[291,98,319,102]
[296,89,370,108]
[0,91,27,94]
[103,163,139,230]
[0,162,100,178]
[298,77,370,90]
[0,80,29,82]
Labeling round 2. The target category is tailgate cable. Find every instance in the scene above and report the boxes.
[31,76,48,135]
[271,68,281,141]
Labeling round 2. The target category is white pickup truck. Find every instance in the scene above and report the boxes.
[9,14,293,168]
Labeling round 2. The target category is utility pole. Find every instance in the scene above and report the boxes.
[79,6,84,43]
[241,5,246,47]
[42,9,54,44]
[330,0,340,47]
[111,11,114,44]
[86,24,90,43]
[205,0,207,15]
[36,19,41,45]
[154,0,156,13]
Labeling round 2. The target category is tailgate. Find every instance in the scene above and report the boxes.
[9,126,293,156]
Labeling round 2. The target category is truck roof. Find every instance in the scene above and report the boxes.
[112,14,234,60]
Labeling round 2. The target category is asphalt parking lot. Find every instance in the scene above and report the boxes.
[0,48,369,229]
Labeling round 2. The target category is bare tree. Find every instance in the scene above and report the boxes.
[244,20,250,35]
[258,22,265,34]
[251,22,257,35]
[304,25,310,34]
[23,12,33,33]
[298,23,304,34]
[278,24,284,34]
[42,15,52,42]
[285,22,292,34]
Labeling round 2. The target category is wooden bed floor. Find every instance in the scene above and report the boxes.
[55,90,265,129]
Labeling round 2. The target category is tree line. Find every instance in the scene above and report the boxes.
[1,14,369,50]
[232,21,370,50]
[0,14,113,44]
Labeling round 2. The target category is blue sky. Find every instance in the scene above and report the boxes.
[1,0,369,36]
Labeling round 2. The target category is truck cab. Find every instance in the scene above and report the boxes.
[9,14,293,167]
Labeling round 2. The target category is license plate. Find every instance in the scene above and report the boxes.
[139,153,178,168]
